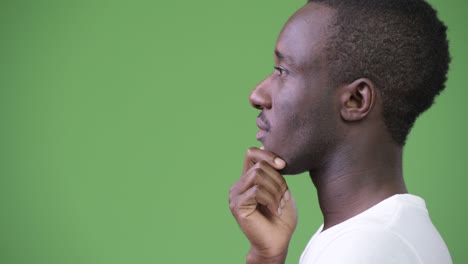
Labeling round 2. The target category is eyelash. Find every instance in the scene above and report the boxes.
[274,66,287,76]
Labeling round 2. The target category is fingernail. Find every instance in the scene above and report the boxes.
[280,198,285,209]
[260,146,264,150]
[277,207,282,216]
[284,190,291,202]
[274,158,285,167]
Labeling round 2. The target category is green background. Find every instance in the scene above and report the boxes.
[0,0,466,263]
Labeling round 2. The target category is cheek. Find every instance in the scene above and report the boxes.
[275,88,315,129]
[268,107,309,160]
[273,85,336,146]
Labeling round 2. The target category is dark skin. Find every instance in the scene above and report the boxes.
[229,3,408,264]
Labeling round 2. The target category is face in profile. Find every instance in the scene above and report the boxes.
[250,4,340,175]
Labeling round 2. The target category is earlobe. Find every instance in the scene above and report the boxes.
[339,78,375,122]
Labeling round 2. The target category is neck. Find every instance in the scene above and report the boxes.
[309,137,407,231]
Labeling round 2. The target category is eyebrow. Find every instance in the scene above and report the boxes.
[274,49,285,60]
[274,49,293,65]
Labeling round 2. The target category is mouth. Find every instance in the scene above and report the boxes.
[256,129,267,141]
[256,113,270,141]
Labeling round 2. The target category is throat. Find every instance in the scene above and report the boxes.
[307,124,408,231]
[310,167,407,232]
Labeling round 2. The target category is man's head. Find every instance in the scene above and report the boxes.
[251,4,340,175]
[250,0,450,175]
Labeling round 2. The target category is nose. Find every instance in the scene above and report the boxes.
[249,77,272,110]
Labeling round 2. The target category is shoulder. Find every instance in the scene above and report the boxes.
[312,227,421,264]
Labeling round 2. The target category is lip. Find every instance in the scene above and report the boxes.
[256,116,270,141]
[256,129,266,141]
[256,117,270,131]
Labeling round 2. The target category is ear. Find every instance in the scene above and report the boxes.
[339,78,375,122]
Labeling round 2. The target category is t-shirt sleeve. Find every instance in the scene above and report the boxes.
[312,229,421,264]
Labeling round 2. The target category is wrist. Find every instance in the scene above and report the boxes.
[246,248,288,264]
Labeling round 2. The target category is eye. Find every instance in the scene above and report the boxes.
[274,66,286,76]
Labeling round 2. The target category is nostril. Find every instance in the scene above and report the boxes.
[249,82,271,110]
[250,95,270,110]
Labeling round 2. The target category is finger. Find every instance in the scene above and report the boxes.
[279,190,291,210]
[237,162,288,203]
[238,185,280,217]
[256,161,288,196]
[236,165,282,198]
[229,185,258,218]
[283,189,291,202]
[254,185,282,216]
[243,147,286,174]
[231,185,280,218]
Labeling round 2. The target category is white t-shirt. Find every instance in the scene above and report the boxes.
[299,194,452,264]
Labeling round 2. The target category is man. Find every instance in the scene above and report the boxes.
[228,0,452,263]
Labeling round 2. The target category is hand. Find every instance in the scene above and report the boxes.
[229,147,298,263]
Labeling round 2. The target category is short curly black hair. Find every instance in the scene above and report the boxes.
[308,0,451,145]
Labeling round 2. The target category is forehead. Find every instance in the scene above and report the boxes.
[275,3,335,68]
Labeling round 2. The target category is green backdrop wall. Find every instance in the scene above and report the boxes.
[0,0,466,263]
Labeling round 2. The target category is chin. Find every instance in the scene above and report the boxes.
[279,165,307,176]
[278,154,309,175]
[263,142,311,175]
[263,146,298,175]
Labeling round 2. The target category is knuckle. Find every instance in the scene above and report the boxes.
[229,184,235,194]
[246,147,256,156]
[255,186,264,198]
[252,167,263,176]
[229,201,237,212]
[251,169,265,184]
[251,184,259,194]
[257,160,269,168]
